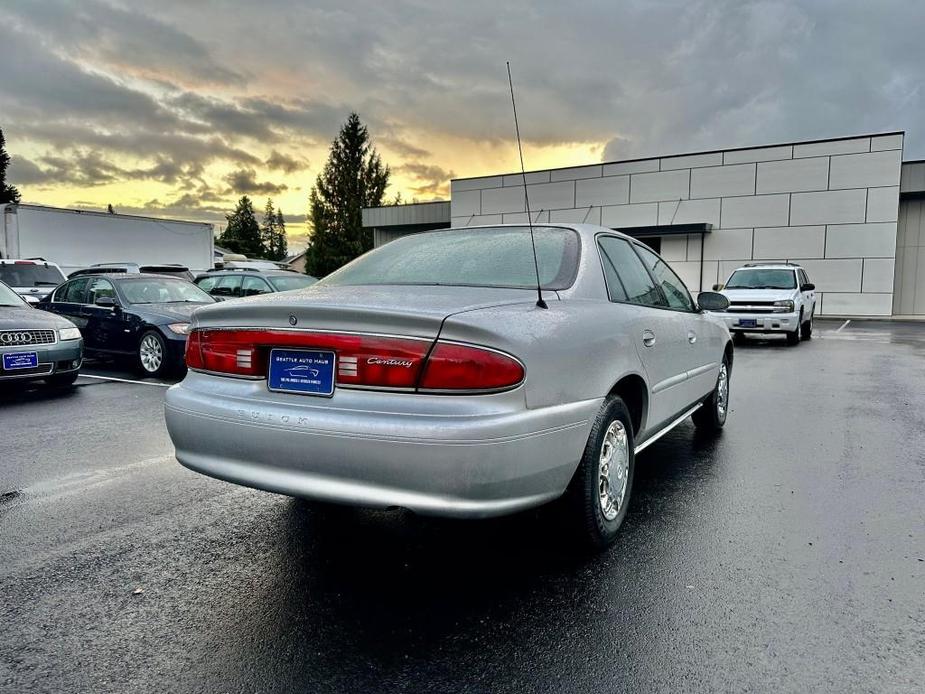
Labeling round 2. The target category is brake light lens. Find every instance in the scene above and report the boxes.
[419,342,524,392]
[185,329,430,387]
[186,329,525,394]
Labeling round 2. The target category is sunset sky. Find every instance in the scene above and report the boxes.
[3,1,924,251]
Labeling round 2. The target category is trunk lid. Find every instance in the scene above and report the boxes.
[190,284,555,338]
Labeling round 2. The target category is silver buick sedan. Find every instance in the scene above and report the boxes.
[165,224,732,548]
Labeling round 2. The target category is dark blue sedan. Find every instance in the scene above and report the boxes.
[39,273,214,378]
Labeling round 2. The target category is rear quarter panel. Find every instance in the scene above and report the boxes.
[438,299,647,411]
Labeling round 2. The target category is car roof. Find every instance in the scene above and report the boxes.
[733,263,802,270]
[201,269,296,276]
[68,272,188,280]
[0,258,63,267]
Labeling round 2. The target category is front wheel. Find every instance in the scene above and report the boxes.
[137,330,169,378]
[801,310,813,340]
[562,396,635,550]
[692,357,730,432]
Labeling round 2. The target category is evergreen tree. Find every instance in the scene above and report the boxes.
[218,196,263,257]
[260,198,277,258]
[305,112,389,277]
[274,209,288,260]
[0,127,22,205]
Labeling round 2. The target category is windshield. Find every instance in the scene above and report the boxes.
[0,263,66,288]
[119,278,214,304]
[0,281,27,306]
[268,275,317,292]
[319,227,580,289]
[725,268,796,290]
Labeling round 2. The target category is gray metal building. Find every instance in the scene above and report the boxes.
[363,132,925,318]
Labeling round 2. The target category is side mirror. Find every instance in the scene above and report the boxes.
[801,283,815,291]
[697,291,730,312]
[712,283,723,291]
[95,296,118,308]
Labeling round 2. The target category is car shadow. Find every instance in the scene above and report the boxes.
[196,421,728,687]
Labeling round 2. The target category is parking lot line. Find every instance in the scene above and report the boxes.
[835,319,851,332]
[79,374,171,388]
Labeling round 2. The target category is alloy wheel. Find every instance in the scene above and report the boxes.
[140,334,163,373]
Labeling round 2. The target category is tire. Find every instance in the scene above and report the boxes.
[786,314,801,346]
[137,330,169,378]
[692,355,730,432]
[801,309,813,340]
[562,396,635,550]
[45,371,79,388]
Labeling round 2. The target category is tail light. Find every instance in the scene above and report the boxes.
[186,329,525,394]
[418,342,524,392]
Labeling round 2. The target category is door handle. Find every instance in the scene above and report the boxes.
[688,331,697,344]
[642,329,656,347]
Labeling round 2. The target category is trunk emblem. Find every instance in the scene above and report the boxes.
[289,315,298,326]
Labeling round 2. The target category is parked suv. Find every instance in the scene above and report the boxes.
[714,263,816,345]
[0,259,67,303]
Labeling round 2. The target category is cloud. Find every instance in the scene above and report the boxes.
[4,0,925,227]
[223,168,288,196]
[5,0,245,88]
[395,162,455,198]
[266,150,309,174]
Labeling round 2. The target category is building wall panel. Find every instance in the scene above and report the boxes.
[629,169,690,203]
[824,222,897,259]
[828,150,902,190]
[720,194,790,228]
[576,176,629,207]
[753,226,826,259]
[790,189,867,225]
[690,163,755,198]
[756,157,829,194]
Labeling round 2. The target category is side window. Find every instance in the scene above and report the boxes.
[57,278,89,303]
[597,237,665,307]
[242,276,272,297]
[196,276,217,292]
[634,244,696,312]
[86,278,115,305]
[212,275,243,298]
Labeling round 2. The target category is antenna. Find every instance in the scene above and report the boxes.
[507,61,547,309]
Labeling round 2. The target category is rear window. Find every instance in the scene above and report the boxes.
[268,275,317,292]
[320,227,580,290]
[0,263,66,288]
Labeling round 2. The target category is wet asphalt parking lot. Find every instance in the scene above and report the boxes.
[1,319,923,693]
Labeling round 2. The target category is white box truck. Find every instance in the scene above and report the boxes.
[0,204,215,276]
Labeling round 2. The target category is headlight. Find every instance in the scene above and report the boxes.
[167,322,191,335]
[58,327,82,341]
[773,300,794,311]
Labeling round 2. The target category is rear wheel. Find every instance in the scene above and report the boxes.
[692,356,730,432]
[563,396,635,550]
[45,371,79,388]
[137,330,169,378]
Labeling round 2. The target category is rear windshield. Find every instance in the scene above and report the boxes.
[725,268,796,290]
[320,227,580,290]
[268,275,317,292]
[0,263,66,288]
[119,278,214,304]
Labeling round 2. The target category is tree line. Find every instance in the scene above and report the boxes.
[218,197,288,261]
[2,111,399,276]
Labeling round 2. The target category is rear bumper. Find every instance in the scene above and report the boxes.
[0,339,83,381]
[722,311,798,333]
[165,371,601,518]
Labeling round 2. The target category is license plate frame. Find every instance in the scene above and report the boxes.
[738,318,758,328]
[2,351,39,370]
[267,348,336,397]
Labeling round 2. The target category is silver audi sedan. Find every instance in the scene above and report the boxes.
[165,224,732,547]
